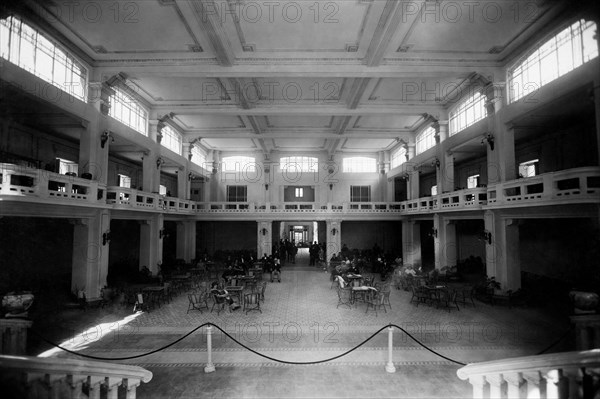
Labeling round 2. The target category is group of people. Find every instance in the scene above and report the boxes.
[271,239,299,264]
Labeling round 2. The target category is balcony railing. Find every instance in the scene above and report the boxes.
[487,167,600,207]
[0,354,152,399]
[2,164,599,216]
[0,163,105,204]
[457,349,600,399]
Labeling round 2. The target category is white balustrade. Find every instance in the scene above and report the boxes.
[487,167,600,207]
[1,163,101,204]
[0,354,152,399]
[457,349,600,399]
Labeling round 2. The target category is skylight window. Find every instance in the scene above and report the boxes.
[109,86,148,135]
[0,16,87,101]
[160,124,182,155]
[509,20,597,103]
[416,126,436,155]
[342,157,377,173]
[449,92,486,135]
[280,157,318,173]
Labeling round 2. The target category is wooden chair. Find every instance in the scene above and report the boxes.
[365,290,386,316]
[410,286,428,307]
[259,281,267,301]
[336,286,352,309]
[187,292,209,314]
[210,292,230,315]
[243,292,262,314]
[437,289,460,312]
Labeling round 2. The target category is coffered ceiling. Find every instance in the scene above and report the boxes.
[23,0,574,158]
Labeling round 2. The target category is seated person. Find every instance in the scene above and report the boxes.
[222,265,240,282]
[210,282,239,310]
[270,256,282,282]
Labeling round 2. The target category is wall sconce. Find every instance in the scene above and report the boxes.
[159,228,168,239]
[482,230,492,245]
[261,228,268,236]
[329,183,334,191]
[265,183,269,190]
[100,130,114,149]
[432,158,440,168]
[102,230,111,245]
[400,172,410,181]
[482,134,495,151]
[188,172,193,181]
[430,228,438,238]
[156,157,164,169]
[331,228,338,236]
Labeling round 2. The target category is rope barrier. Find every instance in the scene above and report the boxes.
[30,322,574,366]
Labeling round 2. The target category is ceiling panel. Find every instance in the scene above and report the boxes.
[392,1,536,55]
[50,0,197,53]
[343,139,396,150]
[352,115,423,130]
[266,115,333,128]
[273,138,327,149]
[203,138,256,150]
[175,115,246,130]
[229,1,371,52]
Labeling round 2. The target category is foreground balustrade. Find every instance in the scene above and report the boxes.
[0,163,105,204]
[0,354,152,399]
[457,350,600,399]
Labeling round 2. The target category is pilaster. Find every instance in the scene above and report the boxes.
[326,220,342,260]
[139,214,164,274]
[70,210,110,300]
[402,220,421,267]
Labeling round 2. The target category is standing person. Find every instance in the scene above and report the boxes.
[291,242,298,264]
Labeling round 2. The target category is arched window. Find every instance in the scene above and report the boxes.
[0,16,87,101]
[109,86,148,135]
[416,126,436,155]
[391,147,407,169]
[449,92,486,135]
[222,156,256,172]
[509,19,597,103]
[280,156,318,172]
[160,125,182,155]
[342,157,377,173]
[191,146,207,169]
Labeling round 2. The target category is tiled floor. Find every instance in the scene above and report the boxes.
[36,254,572,398]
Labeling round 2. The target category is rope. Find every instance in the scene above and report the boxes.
[30,322,573,367]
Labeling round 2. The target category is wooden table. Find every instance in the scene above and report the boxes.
[225,286,243,304]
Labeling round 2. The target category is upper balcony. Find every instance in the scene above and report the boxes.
[1,164,599,219]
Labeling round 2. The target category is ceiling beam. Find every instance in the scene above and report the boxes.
[346,78,371,109]
[363,0,402,67]
[187,0,235,66]
[153,104,445,116]
[182,130,413,139]
[94,64,500,79]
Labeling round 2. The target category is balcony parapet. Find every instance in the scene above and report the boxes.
[0,163,105,205]
[487,167,600,207]
[457,349,600,399]
[0,354,152,398]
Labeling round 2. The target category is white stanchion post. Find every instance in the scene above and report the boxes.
[204,324,216,373]
[385,325,396,373]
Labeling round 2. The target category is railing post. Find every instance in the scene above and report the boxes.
[385,325,396,373]
[204,324,216,373]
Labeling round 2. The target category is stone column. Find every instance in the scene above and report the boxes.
[402,220,421,267]
[177,166,189,199]
[485,211,521,292]
[80,82,112,184]
[176,221,197,263]
[139,214,164,274]
[71,210,111,300]
[257,221,272,257]
[434,216,457,270]
[326,220,342,261]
